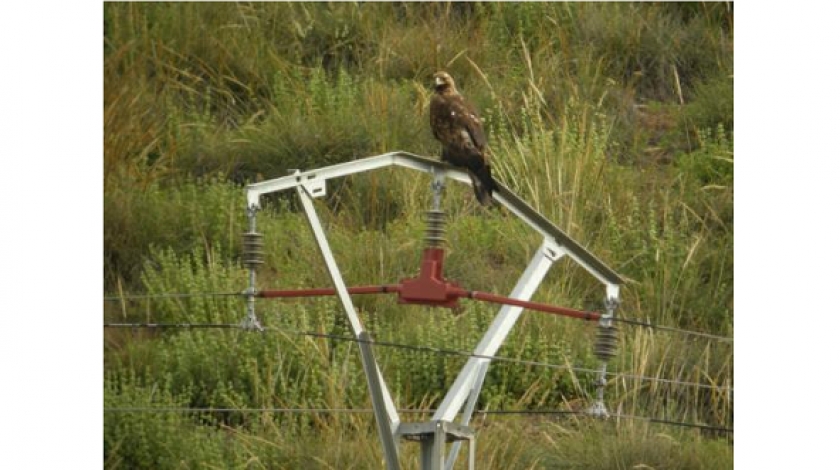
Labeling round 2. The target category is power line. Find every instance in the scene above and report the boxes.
[104,323,241,329]
[474,409,733,434]
[105,407,434,414]
[102,292,733,343]
[612,412,733,434]
[103,322,733,392]
[267,327,733,392]
[612,316,733,343]
[103,292,242,302]
[103,406,732,433]
[103,324,733,433]
[271,327,733,392]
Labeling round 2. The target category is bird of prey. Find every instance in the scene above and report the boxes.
[430,71,498,206]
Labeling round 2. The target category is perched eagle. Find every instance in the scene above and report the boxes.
[430,71,498,206]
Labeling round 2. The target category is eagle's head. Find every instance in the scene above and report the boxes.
[433,71,456,94]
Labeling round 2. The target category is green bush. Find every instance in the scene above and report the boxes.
[104,176,243,289]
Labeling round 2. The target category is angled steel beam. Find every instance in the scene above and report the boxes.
[432,238,565,423]
[491,184,623,286]
[295,179,401,468]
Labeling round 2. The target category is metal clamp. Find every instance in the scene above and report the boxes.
[603,296,620,315]
[239,312,264,331]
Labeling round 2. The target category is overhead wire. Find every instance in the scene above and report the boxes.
[102,292,733,343]
[266,326,733,392]
[102,296,734,344]
[105,407,434,414]
[103,292,242,302]
[103,301,734,434]
[103,322,733,392]
[104,322,241,329]
[612,316,733,342]
[102,406,732,433]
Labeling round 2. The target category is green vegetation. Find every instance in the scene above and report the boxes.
[104,2,733,468]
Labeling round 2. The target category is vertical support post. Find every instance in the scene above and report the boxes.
[420,439,433,470]
[431,421,445,470]
[444,361,488,470]
[468,434,475,470]
[241,205,263,331]
[295,180,401,469]
[416,421,447,470]
[433,238,565,423]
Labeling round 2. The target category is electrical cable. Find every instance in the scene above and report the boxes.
[104,323,241,329]
[102,293,733,343]
[105,407,433,414]
[612,316,733,342]
[103,322,732,392]
[611,412,733,433]
[103,292,242,302]
[103,406,732,433]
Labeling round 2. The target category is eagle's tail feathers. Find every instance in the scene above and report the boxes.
[469,166,497,206]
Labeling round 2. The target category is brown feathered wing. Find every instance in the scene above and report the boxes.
[430,92,498,205]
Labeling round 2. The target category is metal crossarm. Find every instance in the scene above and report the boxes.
[245,151,623,286]
[296,177,401,466]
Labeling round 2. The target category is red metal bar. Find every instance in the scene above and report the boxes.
[258,284,599,321]
[257,244,599,321]
[453,289,601,321]
[258,284,400,298]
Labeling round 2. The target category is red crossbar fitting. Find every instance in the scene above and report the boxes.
[397,247,462,309]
